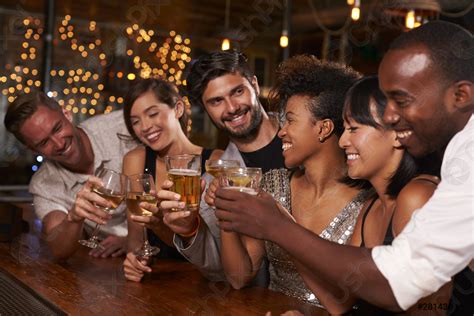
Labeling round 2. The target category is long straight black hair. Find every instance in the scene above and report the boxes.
[342,76,419,197]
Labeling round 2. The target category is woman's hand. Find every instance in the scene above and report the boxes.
[157,180,201,237]
[129,191,163,231]
[204,177,219,207]
[123,252,152,282]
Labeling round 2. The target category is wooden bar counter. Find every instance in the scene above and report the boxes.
[0,230,328,315]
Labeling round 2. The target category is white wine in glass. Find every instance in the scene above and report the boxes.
[127,173,160,258]
[78,168,126,249]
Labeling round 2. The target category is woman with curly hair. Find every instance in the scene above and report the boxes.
[219,55,370,307]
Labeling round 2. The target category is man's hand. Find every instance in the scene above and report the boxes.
[123,252,152,282]
[214,189,291,240]
[69,176,113,225]
[89,235,127,258]
[158,179,201,237]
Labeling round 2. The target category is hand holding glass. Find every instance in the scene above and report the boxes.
[165,154,201,211]
[126,173,160,258]
[78,168,126,249]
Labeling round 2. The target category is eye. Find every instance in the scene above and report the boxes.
[53,123,62,133]
[235,87,244,95]
[149,111,159,117]
[346,126,358,133]
[131,119,140,126]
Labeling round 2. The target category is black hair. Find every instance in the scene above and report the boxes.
[389,21,474,83]
[184,50,254,108]
[123,78,186,142]
[342,76,419,197]
[269,54,361,137]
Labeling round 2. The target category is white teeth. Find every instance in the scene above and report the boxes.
[396,130,413,139]
[282,143,292,151]
[347,154,359,160]
[231,114,244,122]
[146,132,159,141]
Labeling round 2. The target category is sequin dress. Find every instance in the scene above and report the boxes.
[261,169,369,307]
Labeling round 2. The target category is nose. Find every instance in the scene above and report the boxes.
[383,101,401,126]
[225,98,241,115]
[277,122,287,139]
[338,130,349,149]
[51,135,66,152]
[141,117,152,132]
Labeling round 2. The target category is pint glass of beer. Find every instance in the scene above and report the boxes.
[165,154,201,211]
[219,167,262,195]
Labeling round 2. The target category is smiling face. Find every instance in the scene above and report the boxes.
[201,73,263,140]
[130,90,182,152]
[379,45,458,157]
[339,100,401,181]
[277,95,320,168]
[19,105,83,166]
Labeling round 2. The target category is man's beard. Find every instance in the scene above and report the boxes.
[224,106,263,142]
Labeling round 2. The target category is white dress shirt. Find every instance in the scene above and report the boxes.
[372,114,474,310]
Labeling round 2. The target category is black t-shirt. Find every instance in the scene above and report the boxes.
[239,133,285,173]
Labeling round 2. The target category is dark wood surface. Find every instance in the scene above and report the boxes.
[0,231,328,315]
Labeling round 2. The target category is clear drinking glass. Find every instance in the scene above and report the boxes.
[78,168,126,249]
[219,167,262,195]
[204,159,241,178]
[126,173,160,258]
[165,154,201,211]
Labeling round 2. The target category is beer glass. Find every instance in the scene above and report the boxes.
[219,167,262,195]
[126,173,160,258]
[79,168,126,249]
[165,154,201,211]
[205,159,241,178]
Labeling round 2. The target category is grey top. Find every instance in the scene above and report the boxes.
[262,168,369,307]
[29,110,137,237]
[173,142,244,280]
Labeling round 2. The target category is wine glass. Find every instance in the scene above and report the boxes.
[78,168,126,249]
[126,173,160,258]
[219,167,262,196]
[205,159,241,178]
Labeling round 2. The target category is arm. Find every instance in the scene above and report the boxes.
[38,177,115,260]
[215,188,400,310]
[220,230,265,289]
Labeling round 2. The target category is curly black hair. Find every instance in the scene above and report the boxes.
[269,55,361,137]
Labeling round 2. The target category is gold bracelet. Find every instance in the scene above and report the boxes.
[178,215,201,238]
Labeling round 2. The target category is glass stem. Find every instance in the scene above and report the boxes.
[90,223,101,242]
[143,227,150,248]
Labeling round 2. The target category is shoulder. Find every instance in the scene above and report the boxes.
[29,161,61,190]
[124,145,146,162]
[392,175,439,235]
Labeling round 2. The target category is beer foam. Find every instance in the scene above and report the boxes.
[223,186,258,195]
[168,168,200,176]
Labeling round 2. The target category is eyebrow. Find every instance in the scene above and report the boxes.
[204,84,245,104]
[130,104,160,118]
[385,90,411,98]
[34,121,61,147]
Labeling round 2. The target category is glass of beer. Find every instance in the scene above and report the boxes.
[205,159,241,178]
[126,173,160,258]
[79,168,126,249]
[219,167,262,195]
[165,154,201,211]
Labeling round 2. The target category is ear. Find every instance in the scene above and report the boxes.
[317,119,335,142]
[62,107,73,122]
[250,75,260,97]
[174,100,185,119]
[452,81,474,112]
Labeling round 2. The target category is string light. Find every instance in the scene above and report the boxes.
[406,10,416,29]
[221,38,230,51]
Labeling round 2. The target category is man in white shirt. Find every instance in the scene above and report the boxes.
[213,21,473,311]
[4,92,136,259]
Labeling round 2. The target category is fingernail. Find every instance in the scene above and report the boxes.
[174,194,181,200]
[178,202,186,208]
[183,211,191,216]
